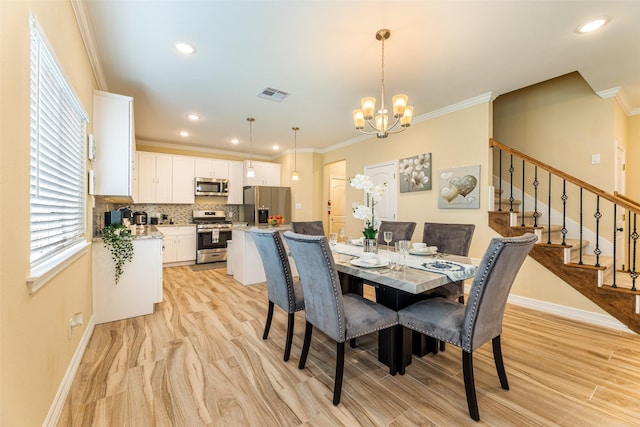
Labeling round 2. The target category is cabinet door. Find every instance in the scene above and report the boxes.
[264,163,281,186]
[195,158,214,178]
[136,151,156,203]
[227,161,244,204]
[162,238,177,263]
[176,234,197,262]
[154,154,173,203]
[172,156,195,204]
[211,159,229,179]
[243,161,265,186]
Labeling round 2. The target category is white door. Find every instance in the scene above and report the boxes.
[329,177,346,235]
[364,161,398,221]
[615,143,626,270]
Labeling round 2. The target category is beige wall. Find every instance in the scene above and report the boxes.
[324,101,607,314]
[1,2,96,426]
[628,115,640,201]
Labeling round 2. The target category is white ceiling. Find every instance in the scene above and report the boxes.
[78,1,640,158]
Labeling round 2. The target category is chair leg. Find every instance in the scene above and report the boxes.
[439,340,446,352]
[492,335,510,390]
[458,295,465,304]
[349,338,356,348]
[262,301,274,339]
[462,351,480,421]
[283,313,295,362]
[298,321,313,369]
[333,341,345,405]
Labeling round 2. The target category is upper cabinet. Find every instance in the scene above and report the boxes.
[227,161,244,204]
[92,90,136,200]
[137,152,173,203]
[243,161,281,186]
[195,158,229,179]
[172,156,195,204]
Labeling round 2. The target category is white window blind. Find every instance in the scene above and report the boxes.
[29,17,88,272]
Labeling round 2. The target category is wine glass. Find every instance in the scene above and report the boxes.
[383,231,393,254]
[339,228,345,243]
[398,240,410,270]
[329,232,338,247]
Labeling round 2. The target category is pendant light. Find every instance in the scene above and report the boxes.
[246,117,256,178]
[291,126,300,181]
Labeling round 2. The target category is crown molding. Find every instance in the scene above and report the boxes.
[596,86,621,99]
[71,0,108,90]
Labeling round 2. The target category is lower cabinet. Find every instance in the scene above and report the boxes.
[158,226,196,265]
[92,237,163,325]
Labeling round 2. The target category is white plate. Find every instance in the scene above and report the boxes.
[351,240,363,246]
[350,258,389,268]
[409,250,437,256]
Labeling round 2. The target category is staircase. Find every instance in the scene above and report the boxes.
[489,139,640,333]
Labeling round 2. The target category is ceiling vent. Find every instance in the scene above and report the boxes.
[258,87,290,103]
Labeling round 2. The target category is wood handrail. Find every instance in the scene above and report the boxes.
[490,138,640,215]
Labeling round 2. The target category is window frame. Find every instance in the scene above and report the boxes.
[27,15,90,293]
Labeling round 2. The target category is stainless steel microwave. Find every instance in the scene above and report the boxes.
[195,177,229,196]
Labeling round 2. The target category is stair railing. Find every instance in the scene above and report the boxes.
[491,139,639,291]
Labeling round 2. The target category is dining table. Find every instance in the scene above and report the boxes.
[330,242,476,375]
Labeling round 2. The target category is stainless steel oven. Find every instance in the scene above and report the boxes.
[193,210,232,264]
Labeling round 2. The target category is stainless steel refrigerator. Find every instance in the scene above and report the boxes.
[242,186,291,225]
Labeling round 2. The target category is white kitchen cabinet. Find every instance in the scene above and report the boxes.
[137,152,173,203]
[227,161,244,204]
[172,156,195,204]
[195,158,229,179]
[243,160,281,186]
[158,226,196,265]
[92,90,136,201]
[92,237,163,324]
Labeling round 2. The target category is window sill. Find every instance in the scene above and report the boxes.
[26,241,91,294]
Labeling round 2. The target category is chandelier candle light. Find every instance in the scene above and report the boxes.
[350,174,387,252]
[246,117,256,178]
[353,29,414,138]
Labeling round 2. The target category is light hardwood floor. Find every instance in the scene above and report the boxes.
[58,265,640,426]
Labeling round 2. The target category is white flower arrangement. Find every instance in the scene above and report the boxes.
[350,173,386,238]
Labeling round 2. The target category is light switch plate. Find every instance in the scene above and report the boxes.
[295,203,302,209]
[591,154,600,164]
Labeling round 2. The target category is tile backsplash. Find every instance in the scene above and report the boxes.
[93,199,240,236]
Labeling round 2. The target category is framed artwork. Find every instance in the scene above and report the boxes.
[438,165,480,209]
[399,152,432,193]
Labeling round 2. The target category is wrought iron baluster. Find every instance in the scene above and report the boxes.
[594,195,601,267]
[612,204,617,288]
[509,155,514,212]
[547,172,552,244]
[533,166,539,228]
[498,150,503,212]
[561,180,567,246]
[628,214,631,272]
[631,213,638,291]
[579,188,583,265]
[521,160,525,227]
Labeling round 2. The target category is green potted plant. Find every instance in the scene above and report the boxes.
[101,223,134,284]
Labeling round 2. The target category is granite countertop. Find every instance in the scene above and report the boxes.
[93,225,164,242]
[232,224,292,232]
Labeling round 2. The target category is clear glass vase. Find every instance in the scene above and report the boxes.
[363,238,378,253]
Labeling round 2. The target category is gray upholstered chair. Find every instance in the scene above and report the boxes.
[283,231,399,405]
[290,221,325,236]
[422,222,476,303]
[398,233,537,421]
[376,220,416,245]
[250,228,305,362]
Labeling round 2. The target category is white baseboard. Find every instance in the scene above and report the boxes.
[43,315,95,427]
[464,284,634,333]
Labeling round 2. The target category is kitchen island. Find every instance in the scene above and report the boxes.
[231,225,298,285]
[92,226,164,324]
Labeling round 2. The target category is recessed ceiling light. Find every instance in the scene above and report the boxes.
[179,130,189,137]
[174,41,195,54]
[272,145,279,150]
[231,138,239,144]
[577,17,609,33]
[187,113,200,121]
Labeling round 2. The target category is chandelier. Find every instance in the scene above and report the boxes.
[352,29,413,138]
[246,117,256,178]
[291,126,300,181]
